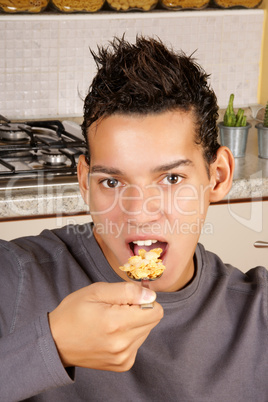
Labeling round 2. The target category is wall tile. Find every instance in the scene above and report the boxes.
[0,10,264,120]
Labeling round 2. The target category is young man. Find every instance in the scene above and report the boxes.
[1,36,267,401]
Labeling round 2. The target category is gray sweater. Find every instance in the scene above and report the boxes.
[0,223,267,401]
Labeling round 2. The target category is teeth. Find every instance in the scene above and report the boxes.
[133,240,158,246]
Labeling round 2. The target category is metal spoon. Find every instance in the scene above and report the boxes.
[127,273,163,309]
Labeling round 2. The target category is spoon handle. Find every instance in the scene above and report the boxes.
[140,279,154,309]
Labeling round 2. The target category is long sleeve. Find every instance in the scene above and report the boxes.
[0,239,75,400]
[0,314,74,401]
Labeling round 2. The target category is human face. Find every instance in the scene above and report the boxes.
[79,110,215,292]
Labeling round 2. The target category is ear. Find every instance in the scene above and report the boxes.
[77,155,90,206]
[209,146,235,203]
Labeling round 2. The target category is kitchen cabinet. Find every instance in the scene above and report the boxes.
[199,200,268,273]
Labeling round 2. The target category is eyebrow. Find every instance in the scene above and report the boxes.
[152,159,193,173]
[90,166,123,175]
[90,159,193,176]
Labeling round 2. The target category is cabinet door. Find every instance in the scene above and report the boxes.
[199,201,268,273]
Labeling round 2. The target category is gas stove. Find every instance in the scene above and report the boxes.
[0,115,87,190]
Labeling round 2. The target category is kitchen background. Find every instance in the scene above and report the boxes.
[0,9,265,118]
[0,3,268,271]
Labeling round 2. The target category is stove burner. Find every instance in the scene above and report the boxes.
[41,150,68,166]
[0,123,31,141]
[0,115,87,180]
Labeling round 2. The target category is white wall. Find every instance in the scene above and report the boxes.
[0,9,264,120]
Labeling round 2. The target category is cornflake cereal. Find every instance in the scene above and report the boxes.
[119,248,165,280]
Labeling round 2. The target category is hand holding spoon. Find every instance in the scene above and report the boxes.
[128,274,163,309]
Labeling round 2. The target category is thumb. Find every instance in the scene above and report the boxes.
[87,282,156,306]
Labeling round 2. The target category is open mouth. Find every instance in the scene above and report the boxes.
[129,240,168,259]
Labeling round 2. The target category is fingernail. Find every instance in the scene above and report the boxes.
[141,288,156,303]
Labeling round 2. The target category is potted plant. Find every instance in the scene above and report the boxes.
[255,101,268,159]
[218,94,251,158]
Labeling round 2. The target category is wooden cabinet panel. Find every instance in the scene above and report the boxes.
[199,201,268,272]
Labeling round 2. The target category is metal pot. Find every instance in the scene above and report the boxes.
[218,122,251,158]
[255,123,268,159]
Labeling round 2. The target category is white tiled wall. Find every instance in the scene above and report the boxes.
[0,9,264,120]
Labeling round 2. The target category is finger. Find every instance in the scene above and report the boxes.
[101,317,161,372]
[105,301,164,332]
[86,281,157,306]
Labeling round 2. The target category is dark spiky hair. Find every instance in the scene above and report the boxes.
[82,36,220,167]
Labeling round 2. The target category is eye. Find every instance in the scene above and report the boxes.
[161,174,182,185]
[101,178,122,188]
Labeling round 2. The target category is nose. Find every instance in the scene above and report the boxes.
[120,184,163,224]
